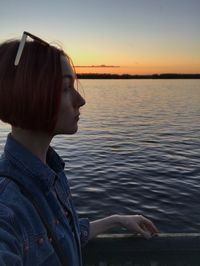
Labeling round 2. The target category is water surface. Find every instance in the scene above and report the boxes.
[0,79,199,232]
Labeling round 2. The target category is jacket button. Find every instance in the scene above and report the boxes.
[83,231,88,237]
[24,245,29,251]
[54,219,60,224]
[38,238,44,245]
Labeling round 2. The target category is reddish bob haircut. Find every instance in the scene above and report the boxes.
[0,38,68,133]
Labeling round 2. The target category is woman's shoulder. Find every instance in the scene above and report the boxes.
[0,176,45,235]
[0,177,27,232]
[0,176,24,206]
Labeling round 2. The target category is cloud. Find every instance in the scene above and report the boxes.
[75,64,120,68]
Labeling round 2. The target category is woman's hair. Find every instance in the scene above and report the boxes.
[0,38,68,133]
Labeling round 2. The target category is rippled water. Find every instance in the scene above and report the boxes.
[0,79,200,232]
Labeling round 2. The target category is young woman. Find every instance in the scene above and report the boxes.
[0,32,158,266]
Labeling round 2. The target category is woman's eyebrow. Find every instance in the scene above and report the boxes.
[63,74,73,79]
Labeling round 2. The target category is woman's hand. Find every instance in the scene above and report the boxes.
[118,214,159,239]
[89,214,159,240]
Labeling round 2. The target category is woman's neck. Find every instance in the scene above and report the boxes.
[11,127,52,164]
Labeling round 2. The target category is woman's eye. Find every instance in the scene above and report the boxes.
[63,86,75,94]
[63,87,69,92]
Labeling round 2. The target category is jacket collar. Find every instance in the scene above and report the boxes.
[4,134,65,192]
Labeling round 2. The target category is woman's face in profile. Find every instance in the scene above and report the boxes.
[53,56,85,135]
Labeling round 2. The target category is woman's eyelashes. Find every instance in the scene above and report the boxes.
[63,86,76,95]
[63,81,75,92]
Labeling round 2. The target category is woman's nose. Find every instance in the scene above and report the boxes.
[76,91,86,107]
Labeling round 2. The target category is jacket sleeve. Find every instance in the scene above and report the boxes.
[0,202,23,266]
[78,218,90,246]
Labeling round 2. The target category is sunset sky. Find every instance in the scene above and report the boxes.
[1,0,199,74]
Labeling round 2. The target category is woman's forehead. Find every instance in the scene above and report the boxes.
[60,55,75,79]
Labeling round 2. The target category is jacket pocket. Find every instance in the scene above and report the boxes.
[31,233,61,266]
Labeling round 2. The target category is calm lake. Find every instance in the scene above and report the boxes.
[0,79,199,233]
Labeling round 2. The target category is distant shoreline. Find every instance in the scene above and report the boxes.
[77,73,200,79]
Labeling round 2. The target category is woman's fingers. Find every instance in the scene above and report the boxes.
[122,214,159,238]
[134,224,151,239]
[140,216,159,234]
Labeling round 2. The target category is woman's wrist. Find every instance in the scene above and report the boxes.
[113,214,124,227]
[115,214,135,228]
[102,214,123,229]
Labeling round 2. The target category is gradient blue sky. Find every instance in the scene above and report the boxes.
[1,0,199,74]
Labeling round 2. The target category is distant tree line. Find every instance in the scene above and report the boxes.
[77,73,200,79]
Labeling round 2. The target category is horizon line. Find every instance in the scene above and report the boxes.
[76,72,200,75]
[76,73,200,79]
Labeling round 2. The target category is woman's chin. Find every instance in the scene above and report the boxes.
[54,125,78,135]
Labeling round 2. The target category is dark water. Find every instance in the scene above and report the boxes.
[0,79,200,233]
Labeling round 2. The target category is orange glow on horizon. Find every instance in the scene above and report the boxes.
[75,65,200,75]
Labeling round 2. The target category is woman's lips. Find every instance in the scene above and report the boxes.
[74,113,80,121]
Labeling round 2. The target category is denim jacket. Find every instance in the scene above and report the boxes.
[0,134,90,266]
